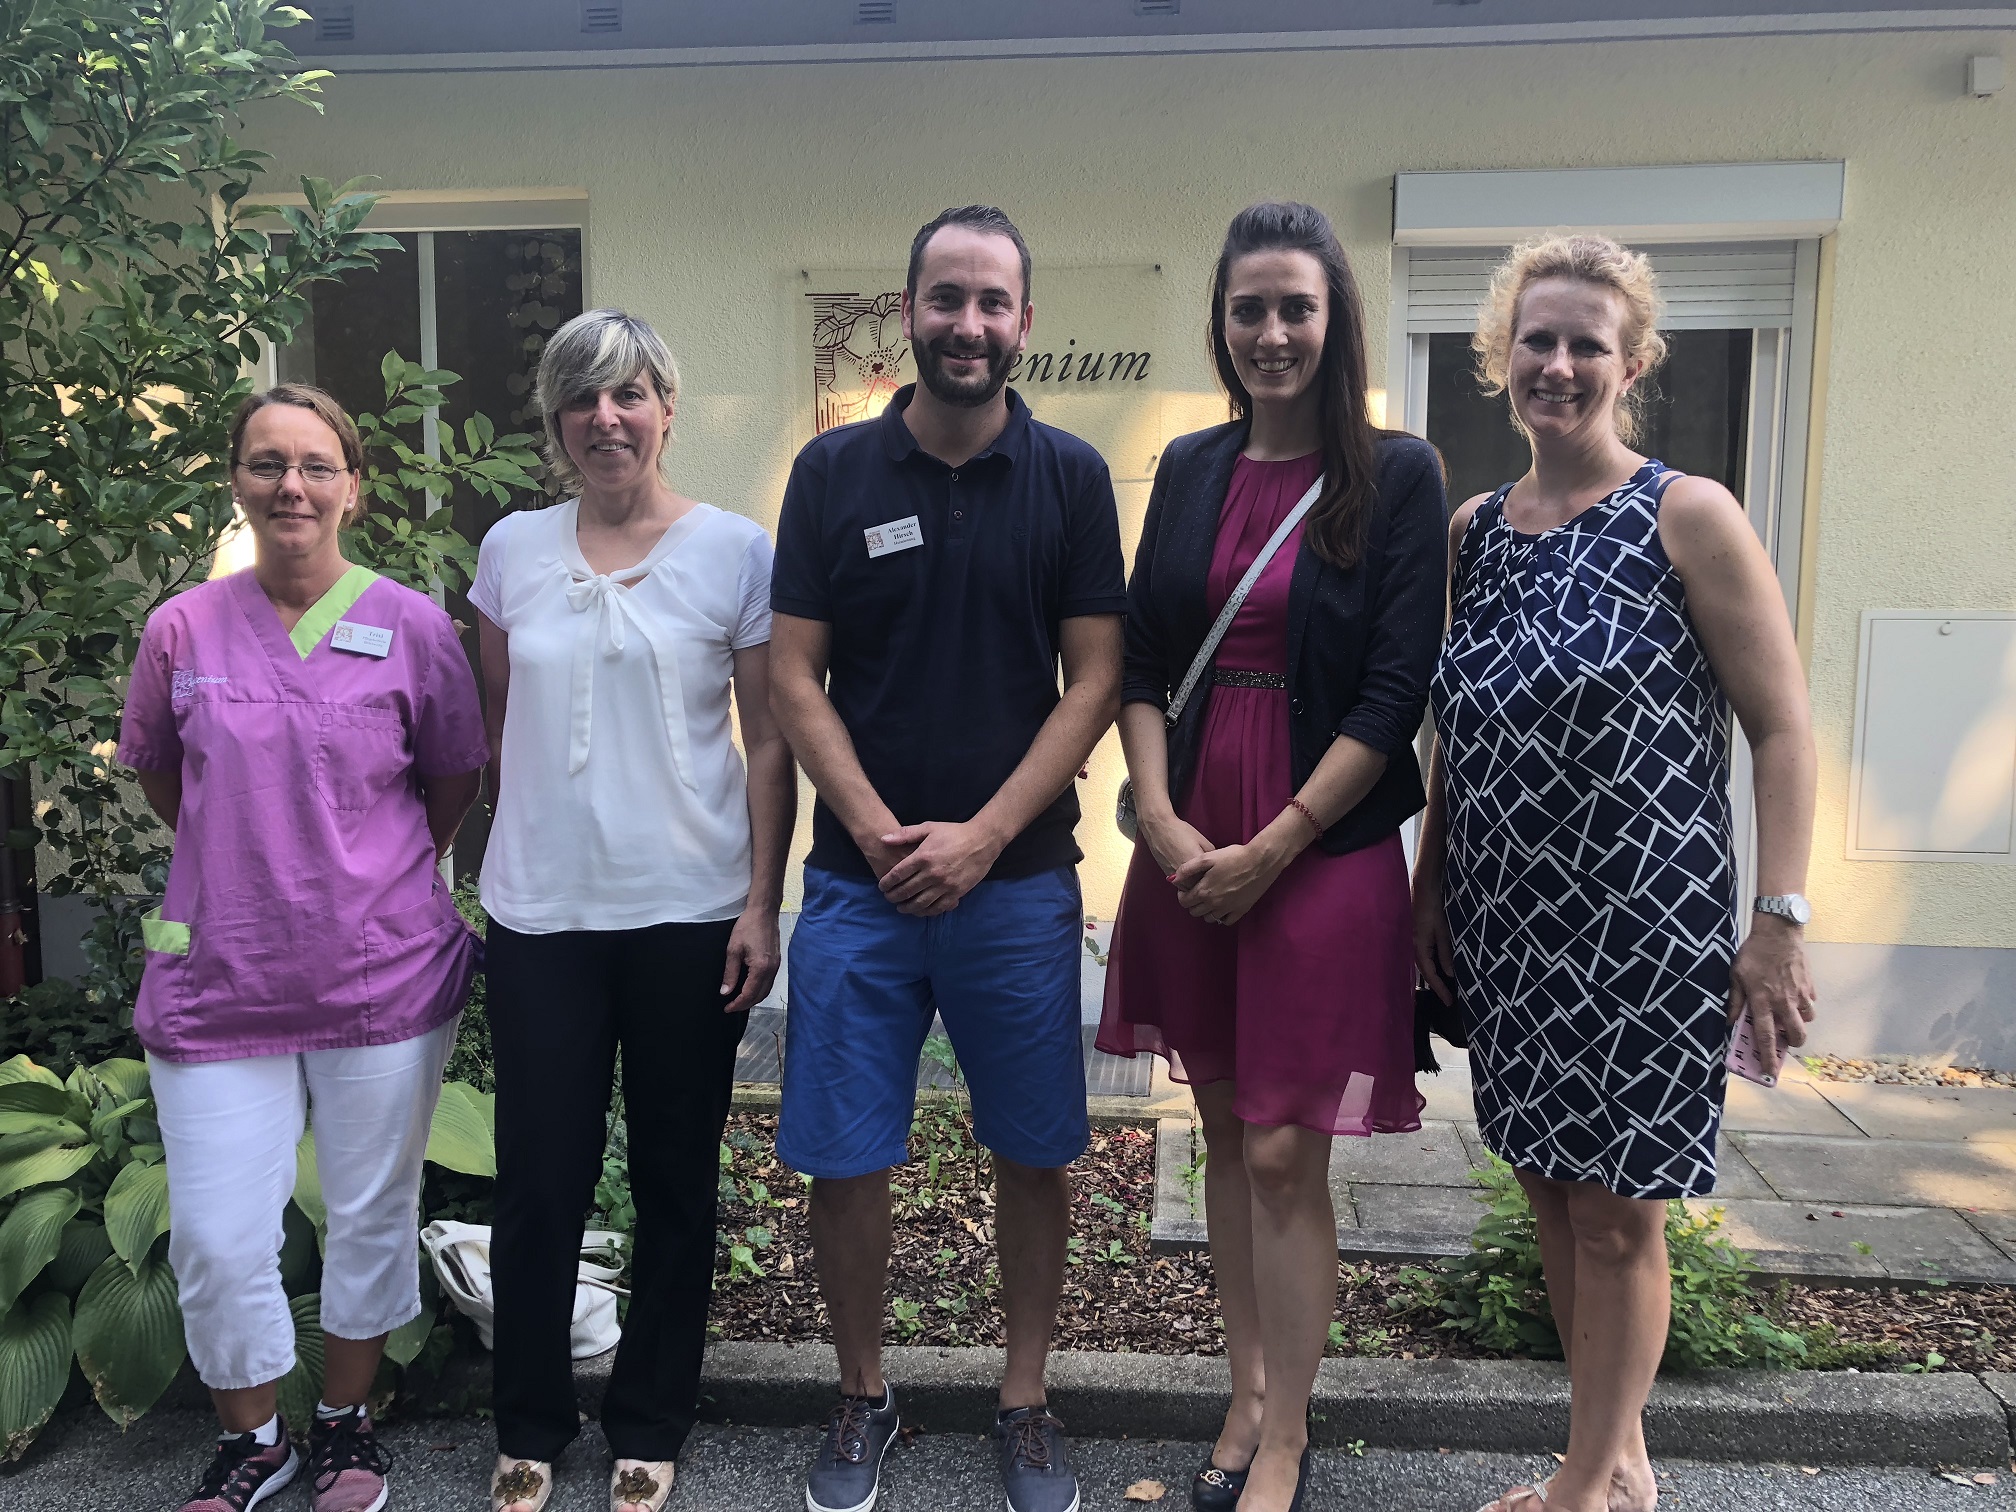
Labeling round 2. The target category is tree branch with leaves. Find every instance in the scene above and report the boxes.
[0,2,537,1050]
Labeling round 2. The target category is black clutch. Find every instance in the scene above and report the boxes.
[1414,982,1468,1075]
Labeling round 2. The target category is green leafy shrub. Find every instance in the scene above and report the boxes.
[0,0,537,1065]
[1396,1154,1811,1370]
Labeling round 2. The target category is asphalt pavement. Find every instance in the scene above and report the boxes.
[7,1407,2014,1512]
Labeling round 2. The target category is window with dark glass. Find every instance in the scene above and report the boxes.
[1424,329,1752,511]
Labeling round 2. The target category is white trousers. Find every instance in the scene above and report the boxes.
[148,1019,456,1390]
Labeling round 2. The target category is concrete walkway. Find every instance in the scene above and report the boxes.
[1149,1053,2016,1285]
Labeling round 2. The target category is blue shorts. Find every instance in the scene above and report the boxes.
[776,865,1090,1180]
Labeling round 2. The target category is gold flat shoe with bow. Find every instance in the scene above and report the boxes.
[491,1456,553,1512]
[611,1459,675,1512]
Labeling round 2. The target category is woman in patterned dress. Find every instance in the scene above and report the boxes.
[1412,236,1818,1512]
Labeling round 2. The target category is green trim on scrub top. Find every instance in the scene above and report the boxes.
[141,907,189,956]
[288,563,381,660]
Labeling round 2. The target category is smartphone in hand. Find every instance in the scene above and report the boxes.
[1727,1009,1779,1089]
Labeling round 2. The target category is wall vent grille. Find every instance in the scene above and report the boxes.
[581,2,622,32]
[314,5,354,42]
[1134,0,1180,13]
[856,1,896,23]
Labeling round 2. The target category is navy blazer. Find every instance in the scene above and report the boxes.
[1121,423,1448,856]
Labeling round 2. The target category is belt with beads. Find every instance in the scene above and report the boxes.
[1213,669,1287,690]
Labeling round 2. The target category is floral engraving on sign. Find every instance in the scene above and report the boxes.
[812,290,908,434]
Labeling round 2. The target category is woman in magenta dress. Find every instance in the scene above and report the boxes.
[1098,202,1446,1512]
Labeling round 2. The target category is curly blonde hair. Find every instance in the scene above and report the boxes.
[1472,234,1668,444]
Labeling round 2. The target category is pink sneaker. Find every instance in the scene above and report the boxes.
[178,1424,300,1511]
[306,1405,393,1512]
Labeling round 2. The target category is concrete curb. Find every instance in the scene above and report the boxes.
[1985,1373,2016,1447]
[379,1343,2016,1467]
[689,1343,2012,1466]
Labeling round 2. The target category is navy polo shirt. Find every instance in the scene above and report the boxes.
[772,384,1127,881]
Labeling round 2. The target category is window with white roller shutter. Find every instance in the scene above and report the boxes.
[1384,164,1838,899]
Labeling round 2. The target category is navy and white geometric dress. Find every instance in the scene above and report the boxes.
[1431,462,1737,1199]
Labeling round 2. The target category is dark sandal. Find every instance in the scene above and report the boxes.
[1190,1453,1250,1511]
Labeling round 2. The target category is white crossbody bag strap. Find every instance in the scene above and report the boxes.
[1163,474,1322,726]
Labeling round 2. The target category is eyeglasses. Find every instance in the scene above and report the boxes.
[235,460,350,485]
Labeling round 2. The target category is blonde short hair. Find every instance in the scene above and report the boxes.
[1472,234,1668,444]
[534,309,682,494]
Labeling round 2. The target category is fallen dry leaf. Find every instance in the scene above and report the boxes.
[1976,1473,2000,1485]
[1799,1466,1821,1475]
[1123,1479,1167,1502]
[1941,1472,1977,1486]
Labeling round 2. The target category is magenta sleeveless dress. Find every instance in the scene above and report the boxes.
[1096,452,1423,1137]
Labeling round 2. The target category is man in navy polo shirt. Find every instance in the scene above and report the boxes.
[771,205,1125,1512]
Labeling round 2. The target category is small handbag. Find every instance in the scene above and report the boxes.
[1413,982,1470,1075]
[1117,475,1324,841]
[421,1218,629,1359]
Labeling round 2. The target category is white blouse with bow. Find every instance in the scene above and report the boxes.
[469,497,774,934]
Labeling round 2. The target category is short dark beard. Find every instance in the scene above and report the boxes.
[913,335,1015,408]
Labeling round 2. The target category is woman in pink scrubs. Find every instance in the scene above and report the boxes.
[119,385,488,1512]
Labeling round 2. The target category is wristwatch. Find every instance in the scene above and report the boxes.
[1754,893,1812,926]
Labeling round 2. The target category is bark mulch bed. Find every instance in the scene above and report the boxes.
[710,1111,2016,1373]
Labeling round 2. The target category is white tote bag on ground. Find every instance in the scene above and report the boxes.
[421,1219,627,1360]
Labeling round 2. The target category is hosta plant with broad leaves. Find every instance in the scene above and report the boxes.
[0,1049,500,1456]
[0,1051,176,1454]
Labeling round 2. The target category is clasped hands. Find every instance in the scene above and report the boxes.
[865,818,1006,917]
[1143,813,1289,927]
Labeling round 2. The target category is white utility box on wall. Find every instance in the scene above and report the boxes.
[1848,611,2016,861]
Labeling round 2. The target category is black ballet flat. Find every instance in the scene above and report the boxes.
[1190,1454,1250,1511]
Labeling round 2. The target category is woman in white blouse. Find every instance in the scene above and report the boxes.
[470,310,795,1512]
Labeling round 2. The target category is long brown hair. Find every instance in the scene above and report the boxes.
[1209,201,1392,569]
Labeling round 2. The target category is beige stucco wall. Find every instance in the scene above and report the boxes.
[246,30,2016,938]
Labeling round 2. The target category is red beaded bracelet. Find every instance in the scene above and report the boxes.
[1287,797,1324,837]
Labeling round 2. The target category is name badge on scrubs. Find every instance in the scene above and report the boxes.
[330,620,394,658]
[864,515,923,559]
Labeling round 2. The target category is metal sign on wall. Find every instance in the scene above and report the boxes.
[799,265,1172,482]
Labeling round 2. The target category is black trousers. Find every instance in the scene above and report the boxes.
[486,918,747,1461]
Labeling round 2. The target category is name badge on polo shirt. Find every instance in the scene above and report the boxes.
[864,515,924,559]
[330,621,394,658]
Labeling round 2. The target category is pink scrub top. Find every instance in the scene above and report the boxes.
[118,565,490,1063]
